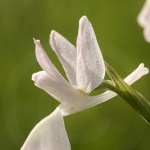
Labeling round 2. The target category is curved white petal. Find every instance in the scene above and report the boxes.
[137,0,150,28]
[76,16,105,93]
[50,30,77,86]
[21,107,71,150]
[32,71,79,103]
[33,39,65,82]
[61,64,149,115]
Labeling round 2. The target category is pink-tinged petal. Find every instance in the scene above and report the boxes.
[137,0,150,28]
[32,71,79,103]
[76,16,105,93]
[50,30,77,86]
[21,107,71,150]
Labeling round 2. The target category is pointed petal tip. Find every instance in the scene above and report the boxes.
[50,30,57,42]
[50,30,56,35]
[50,30,59,45]
[80,16,88,21]
[50,30,60,41]
[50,30,55,38]
[79,16,89,24]
[33,38,40,45]
[49,30,56,50]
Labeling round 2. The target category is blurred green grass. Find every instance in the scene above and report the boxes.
[0,0,150,149]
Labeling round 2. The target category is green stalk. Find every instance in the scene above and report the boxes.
[100,62,150,124]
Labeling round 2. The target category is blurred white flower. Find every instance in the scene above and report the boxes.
[21,16,149,150]
[138,0,150,42]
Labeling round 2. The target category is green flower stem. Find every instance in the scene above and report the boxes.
[99,62,150,124]
[95,80,115,91]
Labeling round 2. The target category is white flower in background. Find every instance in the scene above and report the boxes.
[21,16,149,150]
[138,0,150,42]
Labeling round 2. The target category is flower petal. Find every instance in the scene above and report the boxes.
[21,107,71,150]
[83,64,149,111]
[124,63,149,85]
[33,39,64,81]
[137,0,150,28]
[32,71,79,103]
[50,30,77,86]
[62,64,149,115]
[76,16,105,93]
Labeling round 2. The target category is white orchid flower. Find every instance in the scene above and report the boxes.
[21,16,149,150]
[138,0,150,42]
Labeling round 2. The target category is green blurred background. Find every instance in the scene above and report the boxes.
[0,0,150,149]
